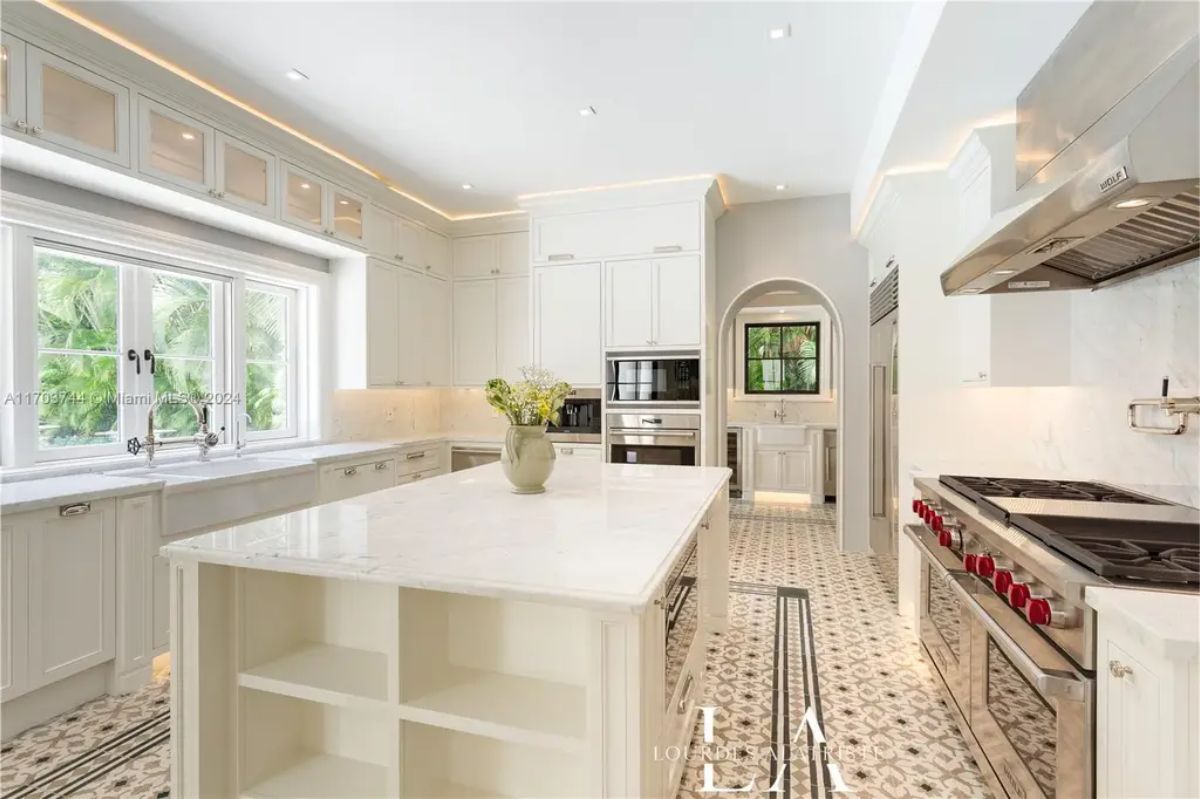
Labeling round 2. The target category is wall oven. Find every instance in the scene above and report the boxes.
[607,413,700,467]
[606,356,700,406]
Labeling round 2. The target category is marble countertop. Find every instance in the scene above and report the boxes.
[1085,585,1200,659]
[163,460,731,612]
[260,441,402,464]
[0,473,165,515]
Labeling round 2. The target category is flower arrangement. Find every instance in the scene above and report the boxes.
[485,366,573,427]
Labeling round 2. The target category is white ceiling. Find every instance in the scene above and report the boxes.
[72,2,914,216]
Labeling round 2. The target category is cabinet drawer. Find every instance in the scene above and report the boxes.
[318,458,397,503]
[533,201,699,263]
[552,443,602,459]
[397,466,441,485]
[397,446,442,476]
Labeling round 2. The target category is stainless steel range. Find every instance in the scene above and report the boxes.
[907,474,1199,799]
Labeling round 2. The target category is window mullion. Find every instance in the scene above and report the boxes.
[121,264,153,449]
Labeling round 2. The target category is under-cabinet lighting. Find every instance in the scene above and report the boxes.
[994,269,1017,275]
[579,106,597,117]
[769,25,791,40]
[285,68,309,82]
[961,288,983,294]
[1112,197,1156,210]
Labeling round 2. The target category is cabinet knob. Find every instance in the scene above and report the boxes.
[344,466,358,476]
[374,461,389,471]
[1108,660,1133,679]
[31,125,43,136]
[14,120,27,130]
[396,254,405,261]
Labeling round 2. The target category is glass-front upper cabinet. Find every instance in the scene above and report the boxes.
[331,188,364,243]
[215,132,275,215]
[25,45,131,167]
[138,97,213,192]
[281,162,326,233]
[1,33,28,131]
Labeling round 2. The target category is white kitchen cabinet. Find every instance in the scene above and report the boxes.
[25,499,116,688]
[317,457,397,504]
[605,255,700,349]
[394,266,425,386]
[137,96,213,194]
[532,201,700,263]
[396,218,424,267]
[553,443,603,460]
[152,548,169,653]
[1,33,28,132]
[215,132,275,215]
[754,451,782,491]
[454,276,529,385]
[534,262,601,386]
[366,261,447,387]
[497,232,530,276]
[367,207,429,268]
[423,229,451,279]
[114,493,159,691]
[452,232,528,280]
[330,186,365,244]
[0,518,29,703]
[366,260,401,387]
[422,276,453,387]
[23,45,132,167]
[754,447,813,493]
[280,162,365,244]
[1091,588,1199,799]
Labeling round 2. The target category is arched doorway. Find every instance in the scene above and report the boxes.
[715,278,848,549]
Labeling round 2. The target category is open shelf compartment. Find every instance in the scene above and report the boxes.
[237,569,397,707]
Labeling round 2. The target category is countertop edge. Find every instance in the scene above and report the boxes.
[1085,585,1200,659]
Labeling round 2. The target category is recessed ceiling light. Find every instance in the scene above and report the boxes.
[285,68,309,82]
[1112,197,1155,209]
[180,131,196,141]
[578,106,597,117]
[338,199,349,206]
[775,184,787,192]
[300,182,311,190]
[768,25,791,40]
[461,183,474,191]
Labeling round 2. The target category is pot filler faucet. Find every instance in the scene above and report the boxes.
[126,393,225,466]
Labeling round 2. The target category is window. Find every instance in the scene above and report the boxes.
[10,234,304,465]
[744,322,820,395]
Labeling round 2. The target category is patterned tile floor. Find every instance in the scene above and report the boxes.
[0,500,990,798]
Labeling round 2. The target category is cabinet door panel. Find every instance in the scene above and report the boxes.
[395,268,424,385]
[2,33,29,131]
[138,97,213,192]
[1100,638,1162,799]
[365,206,396,259]
[366,262,400,386]
[330,187,365,243]
[115,495,156,676]
[152,552,169,652]
[27,46,131,166]
[781,449,812,492]
[424,230,451,278]
[452,236,498,279]
[396,219,424,267]
[28,501,115,687]
[0,520,29,702]
[281,163,326,232]
[754,452,781,491]
[423,276,452,386]
[453,279,497,386]
[535,263,601,386]
[654,255,701,347]
[620,201,700,255]
[497,277,530,382]
[606,259,654,348]
[216,133,274,214]
[496,232,529,276]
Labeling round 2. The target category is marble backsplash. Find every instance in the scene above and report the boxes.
[329,388,507,441]
[726,389,838,425]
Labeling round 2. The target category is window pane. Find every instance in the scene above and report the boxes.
[2,44,9,116]
[153,358,212,437]
[746,325,780,358]
[37,250,119,351]
[245,289,286,361]
[246,362,286,432]
[153,272,212,357]
[37,353,118,448]
[784,359,818,393]
[782,324,817,356]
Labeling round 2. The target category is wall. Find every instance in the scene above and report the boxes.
[866,169,1200,620]
[715,195,871,551]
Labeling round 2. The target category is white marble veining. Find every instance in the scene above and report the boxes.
[1086,585,1200,659]
[0,473,164,515]
[259,441,401,464]
[163,460,730,611]
[105,457,314,494]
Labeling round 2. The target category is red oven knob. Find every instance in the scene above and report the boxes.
[975,554,996,579]
[912,498,922,514]
[932,515,944,532]
[962,553,978,574]
[992,569,1014,595]
[1008,583,1031,609]
[937,529,952,547]
[1025,598,1053,626]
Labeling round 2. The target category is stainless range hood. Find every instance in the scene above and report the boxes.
[941,3,1199,296]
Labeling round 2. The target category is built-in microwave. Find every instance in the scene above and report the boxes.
[605,356,700,406]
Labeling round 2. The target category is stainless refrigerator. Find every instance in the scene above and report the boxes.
[868,268,898,558]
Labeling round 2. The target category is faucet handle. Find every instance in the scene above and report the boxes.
[126,437,142,456]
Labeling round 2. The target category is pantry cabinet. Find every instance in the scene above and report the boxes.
[453,276,529,385]
[281,161,365,244]
[8,43,132,168]
[422,275,453,386]
[532,201,700,264]
[533,262,602,386]
[753,448,812,493]
[363,259,450,388]
[605,255,700,349]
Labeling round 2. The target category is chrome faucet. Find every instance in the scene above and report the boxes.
[235,412,253,458]
[773,400,789,423]
[126,393,224,465]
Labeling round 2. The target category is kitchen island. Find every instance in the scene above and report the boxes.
[163,460,730,798]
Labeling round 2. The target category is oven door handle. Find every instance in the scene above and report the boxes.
[608,428,697,438]
[943,571,1089,703]
[902,524,953,580]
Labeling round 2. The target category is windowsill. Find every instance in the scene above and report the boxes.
[0,437,317,483]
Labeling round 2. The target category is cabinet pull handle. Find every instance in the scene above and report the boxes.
[676,673,695,714]
[60,502,91,517]
[374,461,389,471]
[31,126,43,136]
[406,451,426,461]
[561,447,574,455]
[654,244,683,253]
[1108,660,1133,679]
[344,466,358,477]
[14,120,27,131]
[546,253,573,261]
[127,349,141,375]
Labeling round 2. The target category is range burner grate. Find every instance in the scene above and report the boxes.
[939,475,1165,505]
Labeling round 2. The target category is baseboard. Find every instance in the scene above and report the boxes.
[107,663,153,696]
[1,663,111,741]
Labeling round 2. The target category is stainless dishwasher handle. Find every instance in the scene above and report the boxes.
[943,572,1088,702]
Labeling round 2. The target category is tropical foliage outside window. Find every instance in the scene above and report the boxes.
[151,271,216,439]
[744,322,820,394]
[244,286,290,433]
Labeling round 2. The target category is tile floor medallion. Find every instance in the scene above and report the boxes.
[0,501,990,798]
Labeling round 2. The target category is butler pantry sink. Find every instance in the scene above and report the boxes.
[754,424,810,448]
